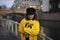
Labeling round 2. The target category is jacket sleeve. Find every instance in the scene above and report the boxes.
[18,19,24,33]
[24,21,40,36]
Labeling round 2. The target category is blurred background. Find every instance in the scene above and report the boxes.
[0,0,60,40]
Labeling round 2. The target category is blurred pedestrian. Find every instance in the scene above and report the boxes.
[18,8,41,40]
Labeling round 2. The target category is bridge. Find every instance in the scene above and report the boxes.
[0,18,53,40]
[0,9,26,15]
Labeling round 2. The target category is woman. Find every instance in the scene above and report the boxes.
[18,8,41,40]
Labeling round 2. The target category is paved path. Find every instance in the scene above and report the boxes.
[0,27,18,40]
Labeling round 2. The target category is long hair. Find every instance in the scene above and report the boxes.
[24,13,38,20]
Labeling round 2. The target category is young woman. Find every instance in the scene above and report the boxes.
[18,8,41,40]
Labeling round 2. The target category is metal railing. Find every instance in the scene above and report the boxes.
[1,18,53,40]
[1,19,19,35]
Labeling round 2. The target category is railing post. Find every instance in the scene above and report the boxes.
[8,24,10,31]
[11,23,14,33]
[6,23,7,29]
[2,20,5,27]
[15,22,18,35]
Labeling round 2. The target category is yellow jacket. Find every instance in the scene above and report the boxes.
[18,18,40,40]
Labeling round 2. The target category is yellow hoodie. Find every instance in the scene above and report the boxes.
[18,18,40,40]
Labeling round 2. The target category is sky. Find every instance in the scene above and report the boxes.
[0,0,14,8]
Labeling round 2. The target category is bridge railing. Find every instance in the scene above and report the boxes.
[1,18,53,40]
[1,19,19,35]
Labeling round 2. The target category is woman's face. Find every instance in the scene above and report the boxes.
[27,14,34,20]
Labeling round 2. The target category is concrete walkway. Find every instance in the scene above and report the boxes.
[0,27,18,40]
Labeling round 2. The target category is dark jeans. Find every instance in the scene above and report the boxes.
[26,37,29,40]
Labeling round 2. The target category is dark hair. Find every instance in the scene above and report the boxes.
[25,13,38,20]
